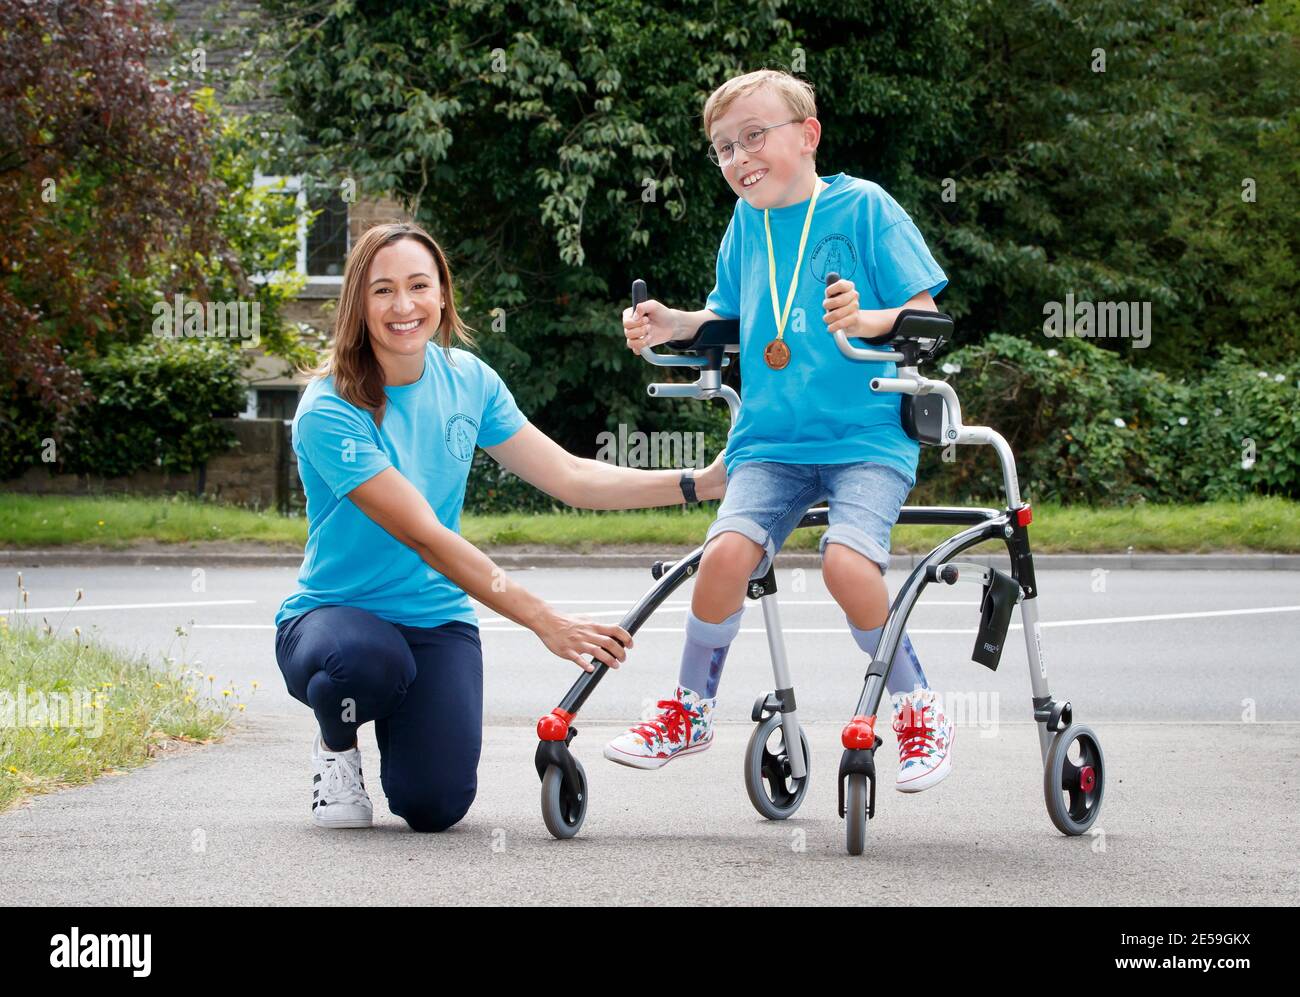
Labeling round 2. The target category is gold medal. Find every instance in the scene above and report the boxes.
[764,339,790,370]
[762,177,823,370]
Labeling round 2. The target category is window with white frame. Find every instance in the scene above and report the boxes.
[253,173,349,282]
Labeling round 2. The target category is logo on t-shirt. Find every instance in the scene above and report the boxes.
[445,413,478,461]
[810,234,858,283]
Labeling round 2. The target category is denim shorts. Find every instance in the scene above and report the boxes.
[705,460,913,579]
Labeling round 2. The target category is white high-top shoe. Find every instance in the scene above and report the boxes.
[891,686,955,793]
[602,686,716,770]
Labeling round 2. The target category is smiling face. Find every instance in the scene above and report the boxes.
[708,87,821,209]
[364,237,443,372]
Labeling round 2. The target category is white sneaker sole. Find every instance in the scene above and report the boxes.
[312,809,373,829]
[896,724,955,793]
[602,737,713,770]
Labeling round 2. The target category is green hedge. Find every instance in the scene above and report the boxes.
[0,339,247,481]
[464,335,1299,512]
[916,336,1300,505]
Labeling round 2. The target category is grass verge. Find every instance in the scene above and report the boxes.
[0,579,252,813]
[1,492,1297,553]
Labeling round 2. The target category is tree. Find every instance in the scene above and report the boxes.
[241,0,973,453]
[1,0,220,470]
[238,0,1296,454]
[1,0,316,479]
[928,0,1299,370]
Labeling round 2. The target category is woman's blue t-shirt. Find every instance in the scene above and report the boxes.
[705,172,947,487]
[275,343,527,630]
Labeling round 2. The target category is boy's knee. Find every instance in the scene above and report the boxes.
[700,530,766,580]
[823,544,889,626]
[822,542,882,584]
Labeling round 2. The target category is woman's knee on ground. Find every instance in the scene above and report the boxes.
[390,785,476,833]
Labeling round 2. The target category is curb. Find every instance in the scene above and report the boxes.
[1,547,1298,571]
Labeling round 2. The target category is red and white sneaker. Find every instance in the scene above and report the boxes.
[891,686,954,793]
[602,686,715,770]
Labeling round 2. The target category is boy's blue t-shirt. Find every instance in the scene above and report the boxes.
[705,172,947,486]
[275,343,528,630]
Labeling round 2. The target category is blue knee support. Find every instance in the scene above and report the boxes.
[848,620,929,697]
[678,607,744,698]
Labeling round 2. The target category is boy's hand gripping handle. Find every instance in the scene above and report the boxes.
[825,271,906,363]
[631,278,708,369]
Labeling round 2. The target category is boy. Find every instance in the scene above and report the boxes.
[605,69,953,792]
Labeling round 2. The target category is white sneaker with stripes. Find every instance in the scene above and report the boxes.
[311,733,373,828]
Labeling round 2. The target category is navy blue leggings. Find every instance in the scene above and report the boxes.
[274,605,483,833]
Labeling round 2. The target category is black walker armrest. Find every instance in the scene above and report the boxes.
[671,318,740,353]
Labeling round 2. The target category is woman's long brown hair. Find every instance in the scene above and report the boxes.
[300,222,476,421]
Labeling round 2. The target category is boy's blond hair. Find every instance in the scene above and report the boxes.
[702,69,817,141]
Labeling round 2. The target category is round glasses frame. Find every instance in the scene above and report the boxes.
[707,119,802,167]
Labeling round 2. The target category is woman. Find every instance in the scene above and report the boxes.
[274,222,725,832]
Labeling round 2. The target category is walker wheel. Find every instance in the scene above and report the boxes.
[1043,724,1105,836]
[844,774,869,855]
[743,712,811,820]
[540,758,588,840]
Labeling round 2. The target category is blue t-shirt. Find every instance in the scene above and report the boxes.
[275,343,528,630]
[705,172,947,486]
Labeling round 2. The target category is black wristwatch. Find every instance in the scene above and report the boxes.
[679,468,699,504]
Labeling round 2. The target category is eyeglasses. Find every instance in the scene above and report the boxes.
[707,119,801,167]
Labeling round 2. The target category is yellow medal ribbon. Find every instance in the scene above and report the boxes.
[764,178,823,347]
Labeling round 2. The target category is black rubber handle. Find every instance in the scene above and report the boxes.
[632,278,647,311]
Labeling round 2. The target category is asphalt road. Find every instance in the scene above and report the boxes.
[1,560,1297,905]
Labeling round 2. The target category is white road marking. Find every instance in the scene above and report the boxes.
[475,599,979,623]
[4,599,257,616]
[178,603,1300,635]
[470,599,977,607]
[1031,604,1300,629]
[478,604,1300,635]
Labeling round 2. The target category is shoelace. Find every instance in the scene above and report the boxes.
[893,701,940,762]
[631,699,699,747]
[322,751,368,807]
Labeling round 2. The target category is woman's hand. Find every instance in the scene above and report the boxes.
[622,298,679,352]
[694,451,728,501]
[536,610,633,673]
